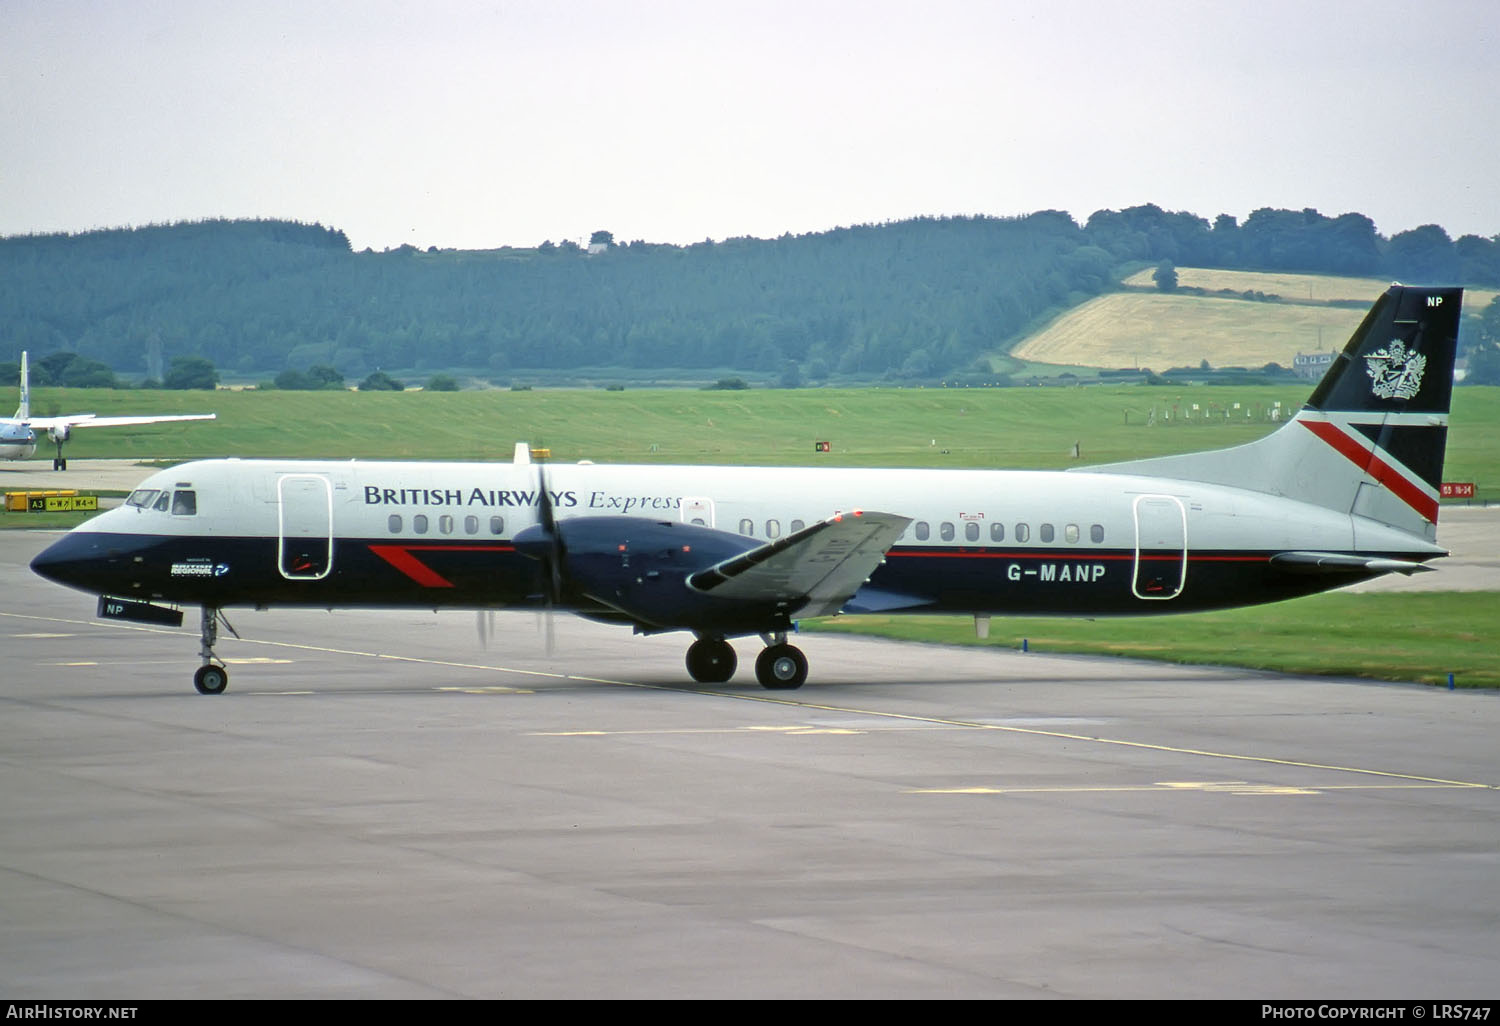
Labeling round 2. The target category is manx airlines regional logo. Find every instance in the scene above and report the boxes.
[1365,338,1426,400]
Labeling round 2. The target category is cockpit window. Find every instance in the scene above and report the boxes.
[126,488,160,508]
[152,492,171,512]
[172,490,197,515]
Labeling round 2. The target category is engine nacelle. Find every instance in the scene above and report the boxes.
[513,516,781,632]
[47,424,72,444]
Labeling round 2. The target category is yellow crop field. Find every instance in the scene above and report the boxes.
[1013,292,1365,369]
[1120,267,1393,301]
[1124,267,1497,309]
[1017,269,1497,369]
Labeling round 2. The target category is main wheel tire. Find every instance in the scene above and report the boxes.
[193,665,229,695]
[685,638,736,683]
[755,644,808,690]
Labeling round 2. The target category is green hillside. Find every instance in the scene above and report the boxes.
[5,207,1498,385]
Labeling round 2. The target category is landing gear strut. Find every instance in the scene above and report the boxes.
[193,605,238,694]
[755,634,808,690]
[685,636,736,683]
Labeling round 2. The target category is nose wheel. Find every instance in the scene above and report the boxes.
[193,606,238,694]
[194,664,228,695]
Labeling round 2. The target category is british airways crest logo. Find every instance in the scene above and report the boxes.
[1365,339,1426,400]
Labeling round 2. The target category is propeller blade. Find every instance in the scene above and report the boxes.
[535,457,563,656]
[534,460,565,601]
[536,459,558,538]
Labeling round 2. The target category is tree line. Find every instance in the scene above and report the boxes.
[2,208,1497,385]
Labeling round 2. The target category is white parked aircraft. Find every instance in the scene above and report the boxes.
[31,285,1461,694]
[2,352,215,469]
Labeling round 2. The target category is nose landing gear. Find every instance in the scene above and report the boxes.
[193,606,239,694]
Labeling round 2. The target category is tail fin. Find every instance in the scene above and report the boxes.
[1079,285,1463,542]
[15,351,29,421]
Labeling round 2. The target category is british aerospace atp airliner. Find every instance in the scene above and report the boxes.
[31,285,1462,694]
[2,352,216,469]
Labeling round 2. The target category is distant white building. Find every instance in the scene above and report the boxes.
[1293,351,1337,380]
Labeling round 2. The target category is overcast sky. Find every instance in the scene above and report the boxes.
[4,0,1497,252]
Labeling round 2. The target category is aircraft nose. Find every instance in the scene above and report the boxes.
[30,531,116,593]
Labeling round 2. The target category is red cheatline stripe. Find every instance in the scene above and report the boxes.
[1299,419,1439,522]
[368,543,516,588]
[888,550,1133,560]
[886,549,1267,562]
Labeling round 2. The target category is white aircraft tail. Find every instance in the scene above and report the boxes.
[14,351,29,421]
[1079,285,1463,543]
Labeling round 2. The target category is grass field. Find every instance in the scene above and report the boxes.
[806,591,1500,689]
[18,382,1500,491]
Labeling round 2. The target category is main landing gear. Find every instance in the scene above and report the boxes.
[193,605,239,695]
[684,633,809,690]
[755,641,808,690]
[685,637,736,684]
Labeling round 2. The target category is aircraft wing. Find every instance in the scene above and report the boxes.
[24,414,216,429]
[688,510,911,618]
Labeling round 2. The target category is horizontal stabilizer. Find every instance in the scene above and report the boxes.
[1270,551,1436,576]
[689,510,910,618]
[25,413,216,430]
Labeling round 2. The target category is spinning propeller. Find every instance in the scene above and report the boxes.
[509,456,568,656]
[536,461,566,654]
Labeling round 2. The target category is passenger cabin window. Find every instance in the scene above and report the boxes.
[414,514,429,535]
[490,516,505,535]
[1065,524,1080,544]
[739,518,754,536]
[766,519,781,539]
[1091,524,1105,543]
[964,522,979,542]
[465,515,479,535]
[1040,523,1055,543]
[915,521,930,541]
[1015,523,1030,543]
[388,514,402,533]
[790,519,805,533]
[439,515,454,535]
[940,522,955,541]
[171,490,197,516]
[990,522,1004,542]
